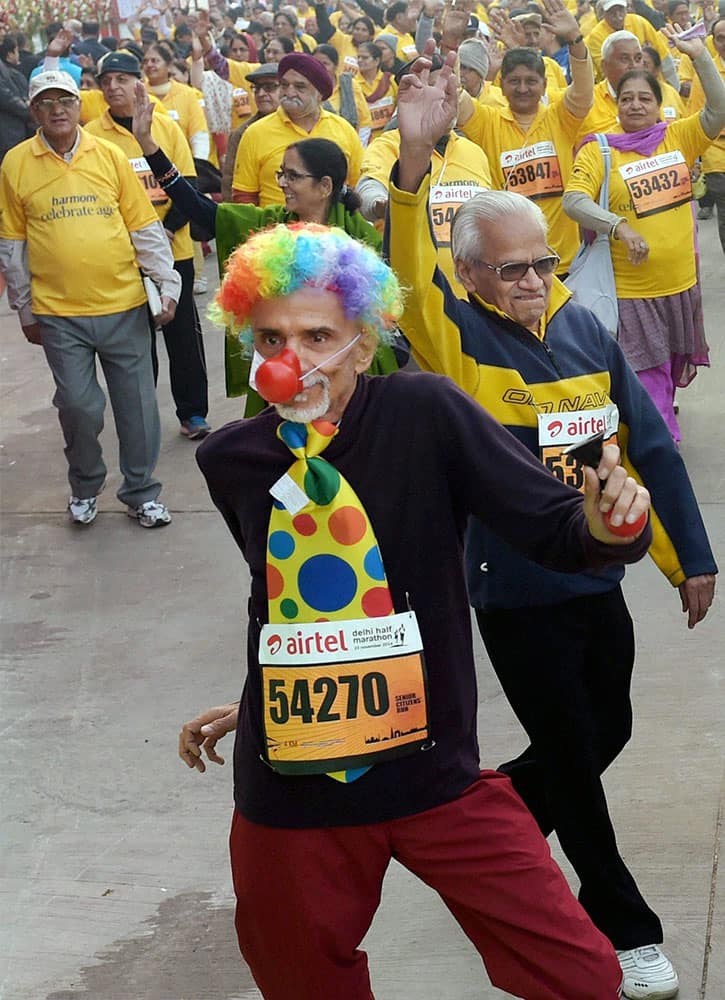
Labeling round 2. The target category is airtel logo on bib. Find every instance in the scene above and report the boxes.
[547,416,609,438]
[267,634,282,655]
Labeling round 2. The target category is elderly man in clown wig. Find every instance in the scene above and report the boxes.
[174,220,652,1000]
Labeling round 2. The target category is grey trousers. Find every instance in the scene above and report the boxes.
[39,305,162,508]
[705,171,725,256]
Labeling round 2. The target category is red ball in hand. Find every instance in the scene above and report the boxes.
[255,348,303,403]
[604,509,648,538]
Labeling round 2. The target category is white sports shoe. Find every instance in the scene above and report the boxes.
[68,495,98,526]
[617,945,679,999]
[127,500,171,528]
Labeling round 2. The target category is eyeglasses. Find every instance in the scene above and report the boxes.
[473,253,560,282]
[33,96,79,112]
[251,81,279,93]
[275,168,315,183]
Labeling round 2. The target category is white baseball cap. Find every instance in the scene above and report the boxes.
[29,70,80,102]
[601,0,626,11]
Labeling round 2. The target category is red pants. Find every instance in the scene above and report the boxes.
[230,771,623,999]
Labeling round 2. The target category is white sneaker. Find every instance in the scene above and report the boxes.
[193,276,208,295]
[617,945,679,999]
[68,495,98,525]
[127,500,171,528]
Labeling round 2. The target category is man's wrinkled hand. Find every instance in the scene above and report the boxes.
[22,322,42,345]
[582,443,650,544]
[679,575,716,629]
[179,703,239,773]
[47,27,74,57]
[155,296,176,327]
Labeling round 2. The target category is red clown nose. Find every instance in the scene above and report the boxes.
[255,348,303,403]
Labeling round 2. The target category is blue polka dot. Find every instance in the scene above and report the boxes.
[279,422,307,450]
[363,545,386,581]
[269,530,295,559]
[298,555,357,612]
[272,498,286,510]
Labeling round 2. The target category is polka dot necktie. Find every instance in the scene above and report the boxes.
[267,419,394,783]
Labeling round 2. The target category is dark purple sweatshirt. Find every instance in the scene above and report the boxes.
[197,370,651,828]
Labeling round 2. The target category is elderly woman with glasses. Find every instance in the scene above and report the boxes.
[131,86,395,408]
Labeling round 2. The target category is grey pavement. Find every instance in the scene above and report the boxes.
[1,225,723,1000]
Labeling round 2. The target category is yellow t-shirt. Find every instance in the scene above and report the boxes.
[232,106,364,205]
[659,80,686,122]
[474,81,508,110]
[475,3,490,23]
[150,79,209,149]
[325,75,373,131]
[292,33,318,53]
[461,98,583,271]
[78,89,169,125]
[327,29,362,76]
[0,130,157,317]
[378,26,418,61]
[84,111,195,261]
[226,59,263,130]
[578,9,598,36]
[79,89,108,125]
[566,114,712,298]
[686,52,725,173]
[544,56,568,98]
[586,13,669,80]
[361,129,491,293]
[358,72,398,133]
[678,41,715,87]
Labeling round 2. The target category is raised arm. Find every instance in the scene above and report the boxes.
[131,82,218,234]
[540,0,593,117]
[662,27,725,139]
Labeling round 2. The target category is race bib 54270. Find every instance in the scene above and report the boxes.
[259,612,430,775]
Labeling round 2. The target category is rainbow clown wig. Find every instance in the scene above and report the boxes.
[210,222,404,354]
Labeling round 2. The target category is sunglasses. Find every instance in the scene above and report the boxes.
[473,252,560,282]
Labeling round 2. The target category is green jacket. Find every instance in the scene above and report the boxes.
[215,202,398,414]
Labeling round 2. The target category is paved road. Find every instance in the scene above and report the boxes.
[1,223,723,1000]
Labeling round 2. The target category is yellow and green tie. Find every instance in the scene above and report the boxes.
[267,419,394,782]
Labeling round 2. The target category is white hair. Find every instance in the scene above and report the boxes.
[451,191,548,265]
[601,30,641,62]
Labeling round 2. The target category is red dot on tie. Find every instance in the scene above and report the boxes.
[293,513,317,536]
[312,419,337,439]
[266,563,284,600]
[328,506,367,545]
[361,587,393,618]
[315,617,330,623]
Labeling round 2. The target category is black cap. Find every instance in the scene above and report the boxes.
[97,50,143,77]
[246,62,279,81]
